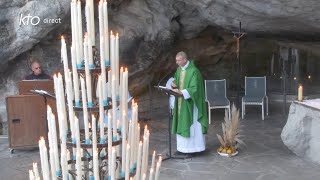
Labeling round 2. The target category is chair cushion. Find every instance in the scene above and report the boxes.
[242,96,264,103]
[209,97,230,106]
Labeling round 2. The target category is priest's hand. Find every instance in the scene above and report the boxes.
[172,89,182,95]
[171,82,177,88]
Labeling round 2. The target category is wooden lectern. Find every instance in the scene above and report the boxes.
[18,80,55,95]
[6,80,56,152]
[6,95,47,150]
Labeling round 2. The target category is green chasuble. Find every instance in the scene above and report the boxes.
[171,61,208,137]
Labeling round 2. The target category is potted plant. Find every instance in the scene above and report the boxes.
[217,104,244,157]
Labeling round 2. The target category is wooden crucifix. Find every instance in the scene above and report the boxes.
[232,22,246,106]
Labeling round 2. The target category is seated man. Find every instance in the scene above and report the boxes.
[25,59,52,80]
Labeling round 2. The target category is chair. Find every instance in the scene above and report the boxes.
[242,76,269,120]
[205,79,231,124]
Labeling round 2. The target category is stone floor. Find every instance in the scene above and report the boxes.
[0,91,320,180]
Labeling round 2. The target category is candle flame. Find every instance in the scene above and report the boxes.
[110,30,113,36]
[116,33,119,37]
[120,67,123,71]
[61,35,64,40]
[125,67,128,71]
[92,114,95,119]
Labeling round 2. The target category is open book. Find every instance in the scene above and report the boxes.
[30,89,56,99]
[155,86,182,97]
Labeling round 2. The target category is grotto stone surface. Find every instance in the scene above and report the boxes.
[281,102,320,165]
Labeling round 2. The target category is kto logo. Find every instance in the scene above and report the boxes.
[19,14,40,26]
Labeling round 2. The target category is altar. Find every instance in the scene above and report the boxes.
[281,99,320,164]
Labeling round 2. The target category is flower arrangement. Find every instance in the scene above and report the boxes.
[217,104,244,156]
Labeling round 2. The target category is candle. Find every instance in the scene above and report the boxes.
[76,150,82,180]
[100,37,108,105]
[111,76,117,139]
[154,156,162,180]
[119,67,123,126]
[121,112,127,173]
[60,151,68,180]
[67,150,72,180]
[39,138,50,180]
[125,144,130,180]
[135,141,142,180]
[149,168,154,180]
[134,123,140,165]
[85,3,92,47]
[123,68,128,121]
[59,74,68,135]
[298,85,303,101]
[110,32,115,87]
[76,0,83,67]
[92,115,97,154]
[32,163,40,179]
[115,33,120,96]
[144,130,150,175]
[151,150,156,170]
[107,112,112,175]
[111,147,116,180]
[74,116,81,153]
[71,45,80,105]
[141,135,147,176]
[128,120,133,168]
[98,77,105,145]
[71,0,80,68]
[66,71,75,137]
[93,150,99,180]
[98,1,104,42]
[80,77,90,142]
[29,170,35,180]
[84,35,93,106]
[141,173,146,180]
[88,0,95,45]
[48,139,57,180]
[50,114,60,176]
[87,30,94,68]
[103,1,109,63]
[108,70,111,97]
[61,36,69,82]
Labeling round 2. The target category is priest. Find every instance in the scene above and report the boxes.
[171,51,208,154]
